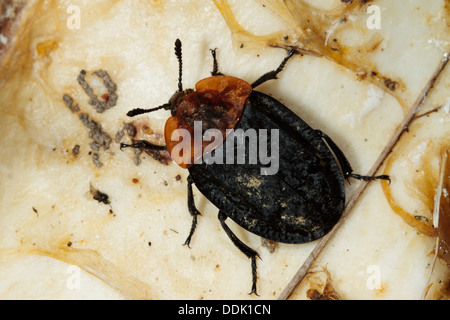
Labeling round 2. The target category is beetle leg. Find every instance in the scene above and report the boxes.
[184,176,202,248]
[210,48,223,76]
[315,130,391,183]
[251,49,295,89]
[218,211,260,296]
[120,140,167,152]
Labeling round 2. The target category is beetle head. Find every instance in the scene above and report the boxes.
[166,89,194,117]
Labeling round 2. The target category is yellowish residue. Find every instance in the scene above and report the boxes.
[381,117,449,237]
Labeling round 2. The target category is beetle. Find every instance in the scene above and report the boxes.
[121,39,390,295]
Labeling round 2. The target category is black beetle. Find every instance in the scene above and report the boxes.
[121,39,390,295]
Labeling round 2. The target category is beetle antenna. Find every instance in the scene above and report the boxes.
[127,104,170,117]
[175,39,183,92]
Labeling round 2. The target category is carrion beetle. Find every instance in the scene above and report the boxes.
[121,39,390,295]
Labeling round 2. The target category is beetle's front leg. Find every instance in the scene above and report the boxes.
[184,176,201,248]
[120,140,167,152]
[251,49,295,89]
[218,211,260,296]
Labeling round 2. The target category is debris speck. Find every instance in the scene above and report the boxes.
[72,145,80,157]
[90,184,111,206]
[383,77,398,91]
[261,238,278,253]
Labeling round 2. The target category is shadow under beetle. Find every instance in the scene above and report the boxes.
[121,39,390,295]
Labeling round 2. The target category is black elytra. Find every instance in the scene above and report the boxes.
[122,39,390,295]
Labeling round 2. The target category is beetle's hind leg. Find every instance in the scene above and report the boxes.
[184,176,202,248]
[218,211,260,296]
[315,130,391,183]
